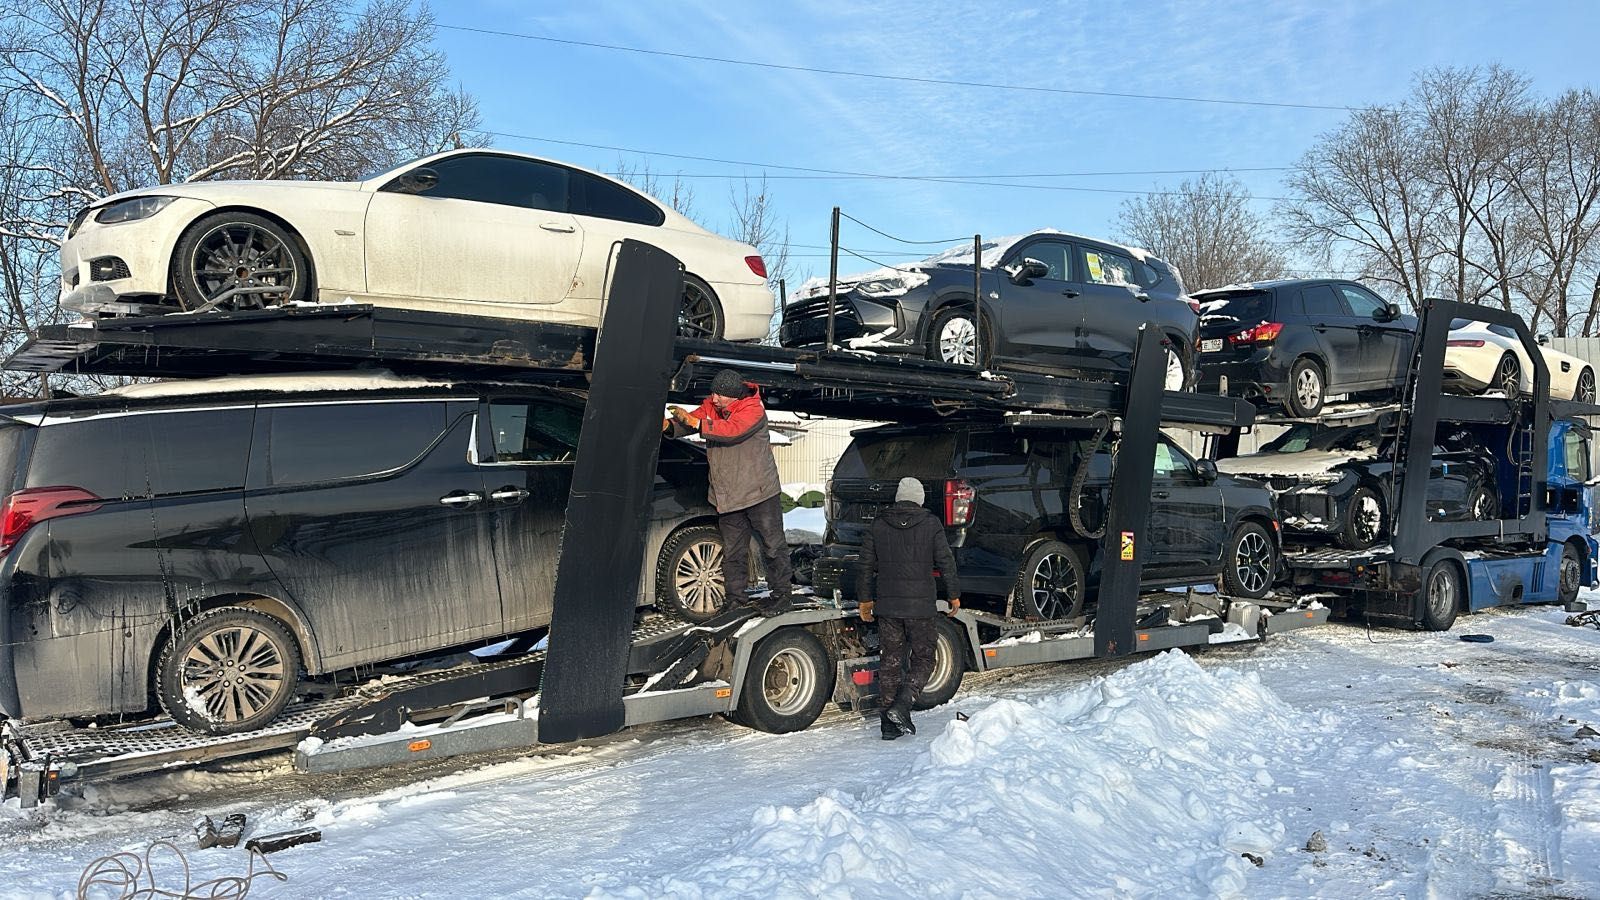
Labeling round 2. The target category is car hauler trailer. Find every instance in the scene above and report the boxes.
[0,240,1312,805]
[1229,298,1600,629]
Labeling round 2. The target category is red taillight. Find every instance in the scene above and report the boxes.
[1228,322,1285,345]
[1,487,102,554]
[1187,299,1202,314]
[1447,339,1485,348]
[944,479,974,526]
[745,255,767,279]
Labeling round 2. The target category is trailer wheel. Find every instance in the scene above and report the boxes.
[731,628,834,734]
[1013,540,1087,620]
[1339,485,1387,549]
[1560,542,1583,606]
[1222,522,1276,599]
[156,607,302,734]
[655,525,729,623]
[914,616,967,711]
[172,212,309,312]
[1420,560,1462,631]
[1286,357,1325,418]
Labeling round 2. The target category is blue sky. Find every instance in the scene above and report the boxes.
[432,1,1599,285]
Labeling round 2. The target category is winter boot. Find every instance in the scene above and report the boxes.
[879,711,903,740]
[885,698,915,736]
[758,594,794,617]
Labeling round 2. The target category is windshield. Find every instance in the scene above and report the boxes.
[1262,424,1382,454]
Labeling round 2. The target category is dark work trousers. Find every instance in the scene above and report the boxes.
[878,616,936,706]
[718,495,792,599]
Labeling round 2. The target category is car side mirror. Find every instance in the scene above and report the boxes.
[1010,258,1049,285]
[393,167,439,194]
[1374,303,1401,322]
[1195,458,1218,483]
[1539,333,1552,346]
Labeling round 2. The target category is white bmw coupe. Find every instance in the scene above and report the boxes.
[59,149,775,340]
[1445,318,1596,403]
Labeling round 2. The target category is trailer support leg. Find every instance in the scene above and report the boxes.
[538,241,685,744]
[1095,326,1163,657]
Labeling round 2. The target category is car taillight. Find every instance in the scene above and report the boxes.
[1447,339,1485,348]
[1,486,102,554]
[1229,322,1285,345]
[745,255,767,279]
[1187,299,1202,314]
[944,479,974,526]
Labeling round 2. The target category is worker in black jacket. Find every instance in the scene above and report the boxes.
[856,477,960,740]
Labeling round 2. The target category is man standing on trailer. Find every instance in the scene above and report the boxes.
[857,477,961,740]
[665,368,794,616]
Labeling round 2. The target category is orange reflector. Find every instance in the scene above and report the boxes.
[715,688,731,699]
[1305,611,1315,618]
[984,649,997,657]
[1138,633,1150,642]
[408,739,432,753]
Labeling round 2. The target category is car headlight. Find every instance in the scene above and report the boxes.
[855,271,929,298]
[66,207,91,239]
[93,196,176,225]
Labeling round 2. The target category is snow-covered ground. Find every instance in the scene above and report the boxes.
[8,600,1600,898]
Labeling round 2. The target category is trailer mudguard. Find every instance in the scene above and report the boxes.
[538,241,685,744]
[1095,325,1164,657]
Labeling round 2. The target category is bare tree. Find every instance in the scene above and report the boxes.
[726,176,792,343]
[612,156,698,223]
[1116,172,1286,291]
[1508,89,1600,335]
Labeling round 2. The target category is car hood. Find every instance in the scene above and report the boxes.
[88,179,365,210]
[1217,447,1379,482]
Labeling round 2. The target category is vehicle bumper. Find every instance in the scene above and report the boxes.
[706,279,776,342]
[1196,348,1289,406]
[58,197,213,314]
[1441,353,1499,393]
[778,293,909,350]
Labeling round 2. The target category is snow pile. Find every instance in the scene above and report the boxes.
[104,369,451,398]
[1217,448,1376,479]
[596,651,1313,898]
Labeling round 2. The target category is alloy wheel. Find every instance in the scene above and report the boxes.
[678,280,721,339]
[188,222,299,310]
[1030,553,1081,620]
[1233,531,1273,596]
[763,647,818,716]
[180,624,288,724]
[1295,366,1323,413]
[1578,369,1596,404]
[938,315,978,366]
[673,538,726,617]
[1470,490,1495,521]
[1353,494,1384,544]
[1165,348,1185,391]
[1495,355,1521,396]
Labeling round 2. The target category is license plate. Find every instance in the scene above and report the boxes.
[1200,338,1224,353]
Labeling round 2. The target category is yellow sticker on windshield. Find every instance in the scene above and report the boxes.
[1086,252,1104,282]
[1120,531,1135,561]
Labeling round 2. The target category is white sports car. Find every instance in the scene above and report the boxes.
[1444,318,1596,403]
[58,149,775,340]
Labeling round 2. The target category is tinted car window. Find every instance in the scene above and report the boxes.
[1014,241,1072,281]
[572,172,665,226]
[964,432,1028,468]
[1339,285,1387,318]
[481,400,583,463]
[267,402,451,486]
[27,410,252,499]
[1081,248,1138,287]
[1153,440,1194,478]
[1199,291,1273,324]
[834,432,956,478]
[28,416,144,499]
[401,154,571,212]
[1301,285,1345,317]
[150,410,252,494]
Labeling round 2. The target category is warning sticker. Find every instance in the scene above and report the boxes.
[1120,531,1135,561]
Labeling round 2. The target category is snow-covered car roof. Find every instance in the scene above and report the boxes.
[101,371,457,399]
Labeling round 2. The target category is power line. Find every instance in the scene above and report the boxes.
[439,24,1368,113]
[840,212,967,246]
[605,167,1294,181]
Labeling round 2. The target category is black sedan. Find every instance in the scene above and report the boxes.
[779,231,1199,389]
[1218,419,1498,549]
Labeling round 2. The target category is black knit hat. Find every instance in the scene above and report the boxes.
[710,368,752,398]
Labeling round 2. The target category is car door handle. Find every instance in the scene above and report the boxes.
[1062,289,1081,298]
[439,492,484,507]
[1135,292,1151,302]
[490,487,531,504]
[539,222,575,233]
[1153,490,1171,499]
[1314,324,1329,332]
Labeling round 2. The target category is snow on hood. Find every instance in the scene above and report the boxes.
[91,179,362,207]
[103,370,454,399]
[1217,447,1378,479]
[594,651,1307,897]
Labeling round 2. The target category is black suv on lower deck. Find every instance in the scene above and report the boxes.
[815,423,1280,620]
[1194,279,1415,417]
[0,376,722,734]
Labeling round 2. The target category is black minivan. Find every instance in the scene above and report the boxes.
[817,423,1280,620]
[1194,279,1415,417]
[0,375,723,734]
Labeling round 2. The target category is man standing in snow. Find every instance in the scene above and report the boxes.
[665,368,793,616]
[856,477,960,739]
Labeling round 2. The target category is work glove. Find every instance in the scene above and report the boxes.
[858,600,875,622]
[662,417,672,434]
[946,598,961,617]
[668,406,699,430]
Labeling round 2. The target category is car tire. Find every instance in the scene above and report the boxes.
[172,212,310,312]
[926,305,991,368]
[1012,540,1087,620]
[1222,521,1277,599]
[678,275,725,340]
[912,616,967,711]
[1466,484,1497,521]
[156,607,302,735]
[1286,357,1326,418]
[1560,542,1584,606]
[655,525,729,623]
[730,627,834,734]
[1164,338,1194,392]
[1338,485,1387,549]
[1420,559,1462,631]
[1576,368,1596,404]
[1493,353,1521,397]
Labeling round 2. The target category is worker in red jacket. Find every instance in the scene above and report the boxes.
[665,369,793,616]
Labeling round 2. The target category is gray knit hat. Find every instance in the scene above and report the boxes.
[895,477,925,505]
[710,368,751,398]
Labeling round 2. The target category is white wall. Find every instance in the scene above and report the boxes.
[771,416,881,487]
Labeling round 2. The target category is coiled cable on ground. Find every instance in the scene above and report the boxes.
[76,839,286,900]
